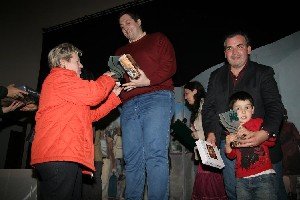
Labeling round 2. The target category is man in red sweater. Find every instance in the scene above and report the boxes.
[115,10,176,200]
[225,91,277,200]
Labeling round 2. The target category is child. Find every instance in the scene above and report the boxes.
[225,91,277,200]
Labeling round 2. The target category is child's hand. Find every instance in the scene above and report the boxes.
[225,134,238,153]
[236,126,248,140]
[226,134,237,146]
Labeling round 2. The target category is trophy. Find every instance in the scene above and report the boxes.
[108,56,126,80]
[219,109,243,148]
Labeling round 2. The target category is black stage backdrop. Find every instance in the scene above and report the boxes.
[37,0,299,90]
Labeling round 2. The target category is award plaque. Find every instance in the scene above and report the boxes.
[195,139,225,169]
[118,54,141,79]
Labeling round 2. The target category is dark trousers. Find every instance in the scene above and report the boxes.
[82,161,103,200]
[35,161,82,200]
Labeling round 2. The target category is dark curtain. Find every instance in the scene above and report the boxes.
[37,0,160,91]
[37,0,299,90]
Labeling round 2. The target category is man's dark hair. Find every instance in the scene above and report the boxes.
[118,10,141,22]
[223,31,251,49]
[118,9,144,31]
[229,91,254,109]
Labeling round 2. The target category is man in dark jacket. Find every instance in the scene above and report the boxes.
[202,31,284,199]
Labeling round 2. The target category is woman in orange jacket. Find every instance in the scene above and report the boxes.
[31,43,122,200]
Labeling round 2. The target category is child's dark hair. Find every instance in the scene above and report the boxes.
[229,91,254,109]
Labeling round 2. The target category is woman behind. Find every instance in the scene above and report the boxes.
[184,81,227,200]
[31,43,122,200]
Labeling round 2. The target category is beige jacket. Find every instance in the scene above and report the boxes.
[191,99,205,140]
[192,99,205,160]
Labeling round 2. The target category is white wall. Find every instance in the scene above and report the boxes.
[183,31,300,130]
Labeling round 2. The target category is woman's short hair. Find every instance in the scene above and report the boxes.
[48,43,82,68]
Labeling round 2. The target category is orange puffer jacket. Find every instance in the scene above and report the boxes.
[31,68,121,172]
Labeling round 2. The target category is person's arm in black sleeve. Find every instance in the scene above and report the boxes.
[201,71,219,146]
[0,86,8,99]
[260,67,284,136]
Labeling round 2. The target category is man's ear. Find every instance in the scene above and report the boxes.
[137,19,141,26]
[252,106,255,114]
[247,45,252,55]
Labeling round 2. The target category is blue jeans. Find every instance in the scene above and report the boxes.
[120,90,175,200]
[220,140,236,200]
[236,173,277,200]
[273,161,288,200]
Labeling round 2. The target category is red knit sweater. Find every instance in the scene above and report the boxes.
[115,32,176,102]
[226,118,276,178]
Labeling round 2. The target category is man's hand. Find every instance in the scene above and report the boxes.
[122,68,150,91]
[237,129,269,147]
[20,103,38,111]
[7,84,28,98]
[206,132,216,147]
[2,100,24,113]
